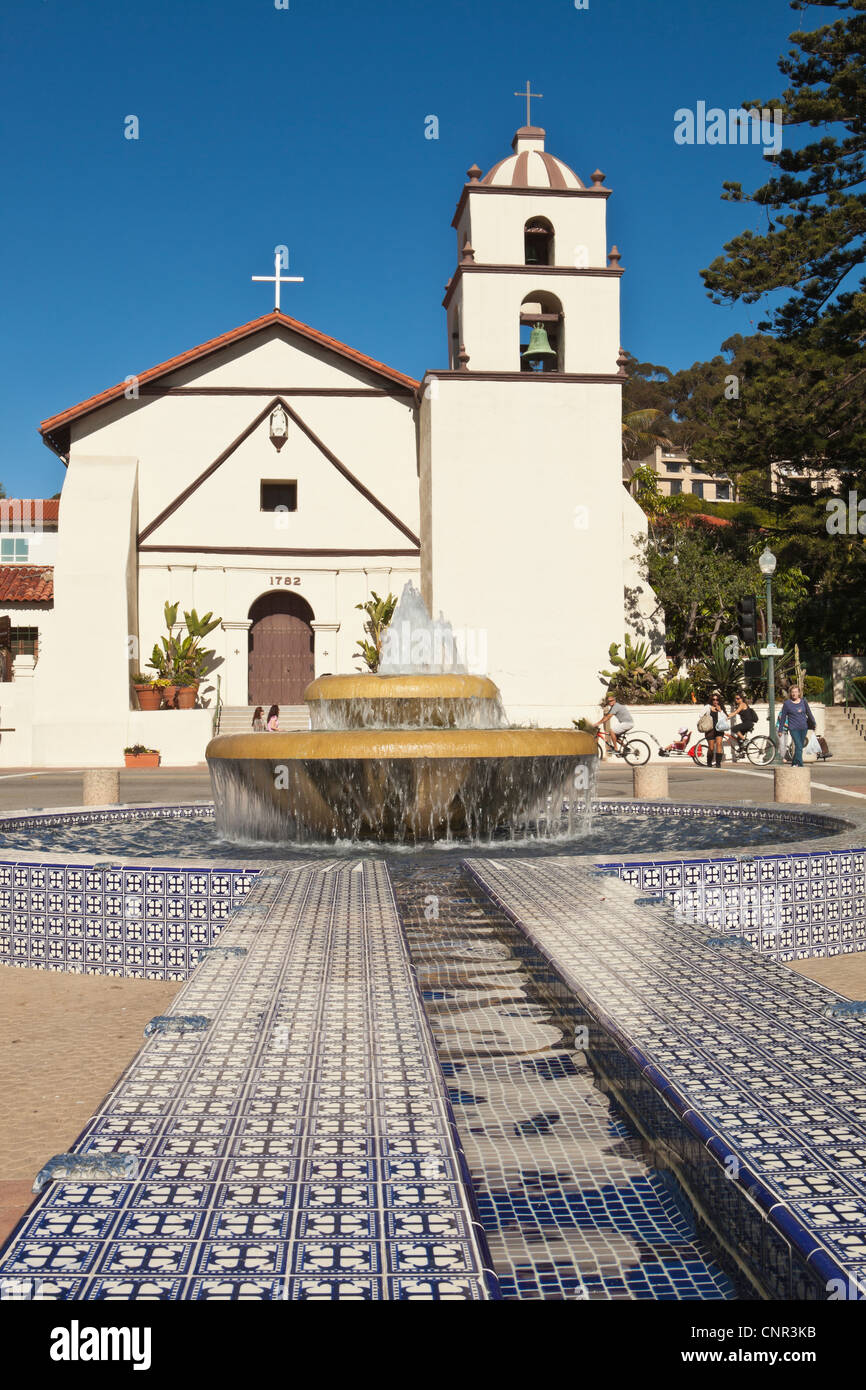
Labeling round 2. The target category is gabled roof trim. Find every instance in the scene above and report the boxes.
[39,311,419,459]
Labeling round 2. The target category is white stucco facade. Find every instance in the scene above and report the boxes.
[9,121,658,767]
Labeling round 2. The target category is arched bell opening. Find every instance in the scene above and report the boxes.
[519,290,564,374]
[524,217,555,267]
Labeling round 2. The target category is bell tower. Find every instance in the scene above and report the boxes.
[419,117,650,726]
[443,125,622,375]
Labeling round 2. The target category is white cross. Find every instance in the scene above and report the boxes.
[251,249,304,311]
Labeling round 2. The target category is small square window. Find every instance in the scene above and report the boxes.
[1,538,28,561]
[260,481,297,513]
[670,480,682,495]
[715,483,731,501]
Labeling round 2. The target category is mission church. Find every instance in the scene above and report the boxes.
[18,104,654,766]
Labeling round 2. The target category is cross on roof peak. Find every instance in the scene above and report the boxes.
[514,81,543,127]
[251,248,304,312]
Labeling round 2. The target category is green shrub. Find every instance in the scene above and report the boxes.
[599,636,668,702]
[653,676,693,704]
[803,675,825,700]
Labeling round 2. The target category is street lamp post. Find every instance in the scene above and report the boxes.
[758,547,782,764]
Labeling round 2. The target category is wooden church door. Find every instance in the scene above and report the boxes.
[248,592,315,706]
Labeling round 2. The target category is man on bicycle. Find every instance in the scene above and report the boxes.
[596,694,634,755]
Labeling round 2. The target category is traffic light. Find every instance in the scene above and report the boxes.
[743,659,763,680]
[737,596,758,647]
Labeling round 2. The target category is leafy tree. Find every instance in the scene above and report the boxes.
[624,6,866,663]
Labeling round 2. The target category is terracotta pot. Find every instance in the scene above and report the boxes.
[176,685,198,709]
[124,753,160,768]
[161,685,178,708]
[134,684,162,712]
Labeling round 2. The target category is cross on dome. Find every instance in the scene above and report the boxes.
[514,81,543,127]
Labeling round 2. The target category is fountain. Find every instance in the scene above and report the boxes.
[206,583,596,843]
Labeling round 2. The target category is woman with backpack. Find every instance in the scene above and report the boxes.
[777,685,815,768]
[697,692,729,768]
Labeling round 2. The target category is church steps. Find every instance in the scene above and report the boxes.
[822,707,866,763]
[216,705,310,736]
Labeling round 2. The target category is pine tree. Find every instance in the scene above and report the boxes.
[701,0,866,340]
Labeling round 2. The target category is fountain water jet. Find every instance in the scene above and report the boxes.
[207,584,596,844]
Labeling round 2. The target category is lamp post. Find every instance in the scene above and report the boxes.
[758,547,782,764]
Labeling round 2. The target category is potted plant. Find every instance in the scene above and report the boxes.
[177,681,197,709]
[131,673,161,711]
[147,601,221,708]
[124,744,160,768]
[161,680,179,709]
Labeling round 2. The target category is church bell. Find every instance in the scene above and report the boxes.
[521,323,558,370]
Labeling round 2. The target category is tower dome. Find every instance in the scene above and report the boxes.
[481,127,585,190]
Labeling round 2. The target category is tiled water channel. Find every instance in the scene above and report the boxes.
[390,862,741,1300]
[0,864,496,1300]
[3,797,865,1301]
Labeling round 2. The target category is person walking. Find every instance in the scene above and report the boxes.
[266,704,280,732]
[697,692,728,768]
[251,706,265,732]
[777,685,814,767]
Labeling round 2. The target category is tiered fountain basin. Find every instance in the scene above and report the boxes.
[207,673,596,843]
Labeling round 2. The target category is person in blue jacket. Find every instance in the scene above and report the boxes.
[777,684,814,767]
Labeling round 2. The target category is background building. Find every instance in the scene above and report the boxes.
[624,445,736,502]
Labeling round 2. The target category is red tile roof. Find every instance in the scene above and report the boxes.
[40,311,420,458]
[0,499,59,526]
[0,566,54,603]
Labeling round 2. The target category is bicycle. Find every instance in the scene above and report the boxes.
[692,731,796,767]
[596,727,651,766]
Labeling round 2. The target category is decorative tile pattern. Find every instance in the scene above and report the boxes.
[597,846,866,961]
[465,856,866,1300]
[0,863,496,1300]
[0,804,258,978]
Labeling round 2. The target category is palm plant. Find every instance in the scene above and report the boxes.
[689,638,744,704]
[622,408,672,461]
[354,591,397,672]
[146,601,221,686]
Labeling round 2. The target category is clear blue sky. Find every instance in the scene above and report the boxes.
[1,0,800,497]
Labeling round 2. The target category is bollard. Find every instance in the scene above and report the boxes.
[774,765,811,805]
[82,768,119,806]
[632,764,669,800]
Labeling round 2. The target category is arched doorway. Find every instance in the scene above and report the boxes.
[248,591,315,706]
